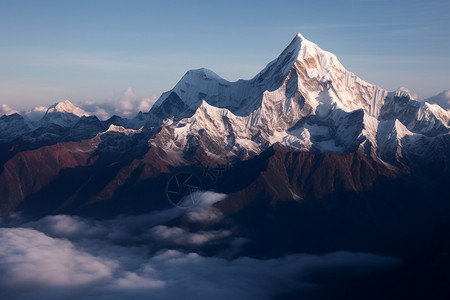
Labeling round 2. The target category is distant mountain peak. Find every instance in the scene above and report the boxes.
[46,100,88,117]
[41,100,89,127]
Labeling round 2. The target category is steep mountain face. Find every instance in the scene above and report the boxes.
[146,33,449,169]
[0,33,449,224]
[151,34,388,119]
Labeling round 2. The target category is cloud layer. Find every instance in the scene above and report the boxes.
[0,192,400,299]
[0,227,398,300]
[425,89,450,110]
[1,88,158,121]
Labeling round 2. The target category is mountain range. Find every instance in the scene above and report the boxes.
[0,33,449,260]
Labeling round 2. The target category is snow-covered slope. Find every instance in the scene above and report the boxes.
[151,34,387,120]
[41,100,89,127]
[147,33,449,166]
[380,93,449,136]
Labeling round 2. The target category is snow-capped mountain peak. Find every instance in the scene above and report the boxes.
[42,100,89,127]
[258,32,345,85]
[46,100,89,117]
[150,32,388,125]
[293,33,344,71]
[147,33,449,167]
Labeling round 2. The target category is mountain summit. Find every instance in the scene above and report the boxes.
[149,33,388,122]
[146,33,449,163]
[42,100,89,126]
[46,100,89,117]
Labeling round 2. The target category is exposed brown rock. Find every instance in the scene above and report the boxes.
[0,137,100,212]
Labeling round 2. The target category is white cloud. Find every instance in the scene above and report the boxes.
[29,215,106,240]
[185,191,227,224]
[74,88,158,120]
[24,105,48,121]
[0,193,400,299]
[0,104,19,116]
[117,87,138,114]
[108,271,165,289]
[137,97,157,112]
[0,225,399,300]
[149,225,231,246]
[0,228,114,288]
[91,106,110,120]
[8,88,159,121]
[424,89,450,110]
[397,86,418,100]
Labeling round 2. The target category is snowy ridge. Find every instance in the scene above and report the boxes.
[151,33,388,122]
[149,33,449,166]
[0,33,448,168]
[105,124,143,135]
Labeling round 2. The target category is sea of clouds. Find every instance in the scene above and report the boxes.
[0,192,399,300]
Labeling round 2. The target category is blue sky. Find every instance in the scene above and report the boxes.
[0,0,449,110]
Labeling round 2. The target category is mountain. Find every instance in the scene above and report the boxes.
[1,33,450,299]
[0,34,449,258]
[41,100,90,127]
[151,33,388,119]
[145,33,449,168]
